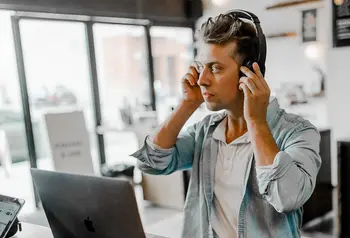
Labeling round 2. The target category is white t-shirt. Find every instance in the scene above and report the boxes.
[211,117,253,238]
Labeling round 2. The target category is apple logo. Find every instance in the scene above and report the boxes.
[84,216,95,232]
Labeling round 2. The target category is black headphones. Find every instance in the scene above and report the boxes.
[226,9,267,77]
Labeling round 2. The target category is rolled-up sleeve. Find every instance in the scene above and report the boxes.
[130,124,197,175]
[255,126,322,213]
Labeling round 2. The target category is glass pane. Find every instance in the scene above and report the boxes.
[94,24,150,166]
[150,27,207,125]
[19,20,98,171]
[0,10,35,215]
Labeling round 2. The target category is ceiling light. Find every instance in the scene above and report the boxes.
[211,0,228,7]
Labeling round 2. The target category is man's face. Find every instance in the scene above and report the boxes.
[195,41,243,111]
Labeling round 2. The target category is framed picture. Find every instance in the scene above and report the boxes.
[332,0,350,47]
[302,9,317,43]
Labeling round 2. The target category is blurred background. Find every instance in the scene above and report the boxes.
[0,0,349,237]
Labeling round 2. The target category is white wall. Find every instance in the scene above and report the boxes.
[324,0,350,186]
[197,0,327,94]
[327,48,350,141]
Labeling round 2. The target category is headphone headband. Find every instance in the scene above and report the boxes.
[225,9,267,76]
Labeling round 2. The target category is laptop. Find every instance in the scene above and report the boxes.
[30,168,166,238]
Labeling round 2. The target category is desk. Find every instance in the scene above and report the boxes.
[145,213,183,238]
[13,222,53,238]
[10,221,320,238]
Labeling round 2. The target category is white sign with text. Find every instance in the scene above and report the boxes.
[45,111,95,175]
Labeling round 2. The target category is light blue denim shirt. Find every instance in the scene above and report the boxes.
[131,98,322,238]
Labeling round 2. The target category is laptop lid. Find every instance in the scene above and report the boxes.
[31,168,146,238]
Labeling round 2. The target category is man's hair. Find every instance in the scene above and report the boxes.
[196,13,258,62]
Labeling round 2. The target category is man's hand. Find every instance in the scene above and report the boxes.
[239,62,271,125]
[151,64,204,149]
[181,64,204,108]
[239,62,279,166]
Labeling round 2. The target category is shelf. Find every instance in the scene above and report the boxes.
[266,0,322,10]
[266,32,297,39]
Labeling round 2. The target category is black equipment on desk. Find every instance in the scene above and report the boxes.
[337,140,350,238]
[5,218,21,238]
[0,194,25,238]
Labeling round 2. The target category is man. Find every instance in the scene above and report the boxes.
[131,10,321,238]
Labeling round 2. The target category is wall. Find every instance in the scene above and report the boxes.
[324,0,350,186]
[327,47,350,141]
[197,0,327,96]
[0,0,202,22]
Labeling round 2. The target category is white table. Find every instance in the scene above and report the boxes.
[145,213,183,238]
[11,222,169,238]
[10,221,317,238]
[12,222,53,238]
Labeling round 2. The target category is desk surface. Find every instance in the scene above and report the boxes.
[11,222,168,238]
[13,222,53,238]
[9,221,322,238]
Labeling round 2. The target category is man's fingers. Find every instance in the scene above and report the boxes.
[252,62,264,79]
[182,73,197,86]
[252,62,269,91]
[240,66,264,90]
[182,65,199,86]
[240,66,256,79]
[239,77,257,94]
[239,83,252,97]
[189,66,199,80]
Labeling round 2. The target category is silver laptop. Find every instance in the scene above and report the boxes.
[30,168,166,238]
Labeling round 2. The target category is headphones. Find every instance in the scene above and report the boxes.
[225,9,267,77]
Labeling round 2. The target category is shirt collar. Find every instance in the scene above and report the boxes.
[212,116,251,144]
[212,116,227,142]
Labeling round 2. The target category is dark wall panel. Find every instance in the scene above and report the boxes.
[0,0,202,22]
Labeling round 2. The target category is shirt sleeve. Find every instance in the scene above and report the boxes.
[255,126,322,213]
[130,123,197,175]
